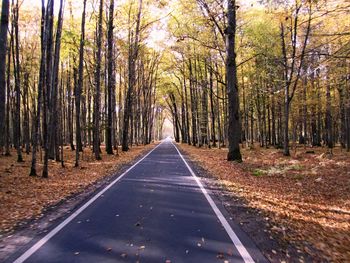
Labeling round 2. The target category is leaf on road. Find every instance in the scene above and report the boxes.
[216,253,224,259]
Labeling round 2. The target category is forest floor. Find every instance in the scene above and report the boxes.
[179,144,350,262]
[0,144,155,235]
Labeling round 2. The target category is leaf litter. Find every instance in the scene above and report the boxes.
[0,145,155,234]
[179,144,350,262]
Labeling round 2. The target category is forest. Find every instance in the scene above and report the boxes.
[0,0,349,262]
[1,0,350,172]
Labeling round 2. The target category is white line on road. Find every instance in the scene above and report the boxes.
[13,141,164,263]
[171,141,256,263]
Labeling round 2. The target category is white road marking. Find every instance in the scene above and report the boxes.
[171,141,256,263]
[13,141,164,263]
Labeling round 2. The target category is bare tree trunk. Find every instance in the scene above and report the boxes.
[75,0,86,167]
[325,72,333,149]
[122,0,142,151]
[48,0,64,162]
[5,33,11,156]
[226,0,242,162]
[189,59,197,146]
[0,0,10,152]
[12,0,23,162]
[42,0,54,178]
[23,72,31,154]
[29,0,46,176]
[93,0,103,160]
[67,66,75,150]
[106,0,115,155]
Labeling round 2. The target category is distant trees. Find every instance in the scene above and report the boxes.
[164,0,350,156]
[1,0,162,177]
[0,0,349,175]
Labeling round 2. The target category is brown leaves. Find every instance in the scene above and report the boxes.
[179,144,350,262]
[0,145,154,234]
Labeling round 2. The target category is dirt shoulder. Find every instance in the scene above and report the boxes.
[0,144,155,260]
[179,144,350,262]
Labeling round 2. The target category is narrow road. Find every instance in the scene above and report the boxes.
[10,140,267,263]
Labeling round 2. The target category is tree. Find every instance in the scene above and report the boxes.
[75,0,87,167]
[280,1,311,156]
[106,0,115,155]
[226,0,242,162]
[29,0,46,176]
[12,0,23,162]
[93,0,103,160]
[0,0,10,152]
[42,0,55,178]
[122,0,143,152]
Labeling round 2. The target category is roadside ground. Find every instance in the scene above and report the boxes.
[179,144,350,262]
[0,145,155,234]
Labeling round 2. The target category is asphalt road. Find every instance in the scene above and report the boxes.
[10,139,268,263]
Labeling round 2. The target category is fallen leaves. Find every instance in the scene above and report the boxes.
[0,145,155,234]
[179,144,350,262]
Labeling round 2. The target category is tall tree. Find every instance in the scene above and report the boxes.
[0,0,10,152]
[12,0,23,162]
[29,0,46,176]
[48,0,64,162]
[280,1,311,156]
[226,0,242,162]
[93,0,103,160]
[122,0,143,151]
[106,0,115,155]
[42,0,55,178]
[75,0,87,167]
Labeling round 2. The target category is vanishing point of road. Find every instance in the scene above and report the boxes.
[8,139,268,263]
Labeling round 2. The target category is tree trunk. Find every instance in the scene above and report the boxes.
[122,0,142,151]
[0,0,10,151]
[75,0,86,166]
[13,1,23,162]
[42,0,55,178]
[29,0,46,176]
[48,0,64,162]
[226,0,242,162]
[93,0,103,160]
[106,0,115,155]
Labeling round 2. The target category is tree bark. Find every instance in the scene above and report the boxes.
[0,0,10,151]
[106,0,115,155]
[122,0,142,151]
[75,0,87,167]
[226,0,242,162]
[29,0,46,176]
[12,0,23,162]
[93,0,103,160]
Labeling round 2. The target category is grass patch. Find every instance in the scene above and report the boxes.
[252,169,265,177]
